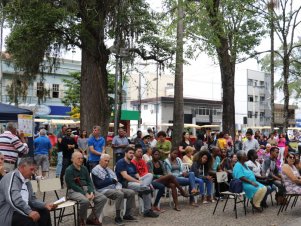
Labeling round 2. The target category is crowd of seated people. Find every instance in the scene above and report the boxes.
[3,125,301,226]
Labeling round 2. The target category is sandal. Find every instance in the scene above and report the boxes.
[191,190,200,196]
[174,206,181,211]
[190,202,199,207]
[152,206,166,213]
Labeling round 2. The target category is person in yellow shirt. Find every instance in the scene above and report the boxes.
[217,132,227,150]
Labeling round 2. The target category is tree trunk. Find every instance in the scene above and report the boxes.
[217,46,236,139]
[205,0,236,139]
[172,0,184,149]
[80,45,110,136]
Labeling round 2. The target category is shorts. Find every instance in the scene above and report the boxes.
[34,154,49,172]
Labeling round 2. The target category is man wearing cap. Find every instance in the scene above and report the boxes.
[139,133,150,155]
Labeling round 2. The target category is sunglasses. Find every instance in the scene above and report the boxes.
[288,156,295,160]
[66,130,72,132]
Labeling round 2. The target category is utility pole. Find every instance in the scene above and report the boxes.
[156,62,159,133]
[114,55,119,136]
[138,72,142,129]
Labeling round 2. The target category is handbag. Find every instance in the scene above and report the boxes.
[229,178,243,193]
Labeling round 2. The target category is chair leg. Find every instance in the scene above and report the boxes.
[284,196,292,211]
[53,209,57,226]
[43,192,46,202]
[234,196,238,219]
[54,190,59,200]
[73,205,77,226]
[292,196,298,208]
[270,193,274,206]
[243,196,247,216]
[222,195,229,212]
[212,197,220,215]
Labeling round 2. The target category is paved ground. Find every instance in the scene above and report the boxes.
[39,169,301,226]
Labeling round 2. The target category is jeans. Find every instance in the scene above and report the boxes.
[151,181,166,206]
[55,151,63,177]
[127,173,153,211]
[195,177,213,196]
[60,158,72,186]
[176,172,197,202]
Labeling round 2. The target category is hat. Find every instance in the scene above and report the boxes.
[142,133,150,139]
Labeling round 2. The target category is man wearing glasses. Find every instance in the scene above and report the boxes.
[262,147,285,204]
[60,128,78,188]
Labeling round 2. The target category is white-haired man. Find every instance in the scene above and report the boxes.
[92,154,136,225]
[65,151,107,226]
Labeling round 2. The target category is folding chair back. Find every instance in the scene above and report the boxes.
[30,180,38,193]
[39,178,61,201]
[216,171,228,184]
[39,178,61,192]
[182,163,190,173]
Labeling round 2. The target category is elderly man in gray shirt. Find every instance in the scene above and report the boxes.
[112,128,129,163]
[242,129,259,155]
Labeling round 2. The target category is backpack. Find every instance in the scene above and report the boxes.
[229,179,243,193]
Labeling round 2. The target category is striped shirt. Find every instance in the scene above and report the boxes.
[0,131,29,163]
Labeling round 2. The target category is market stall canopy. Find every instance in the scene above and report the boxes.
[160,123,203,129]
[0,103,32,121]
[37,119,124,127]
[49,119,79,125]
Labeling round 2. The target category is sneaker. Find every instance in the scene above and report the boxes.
[144,210,159,218]
[123,215,138,222]
[114,217,124,226]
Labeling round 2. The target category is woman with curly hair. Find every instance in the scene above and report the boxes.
[191,149,215,203]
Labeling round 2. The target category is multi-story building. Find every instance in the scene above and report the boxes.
[246,69,272,127]
[274,103,296,128]
[130,96,222,133]
[0,53,81,118]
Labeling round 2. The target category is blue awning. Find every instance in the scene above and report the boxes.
[49,106,71,116]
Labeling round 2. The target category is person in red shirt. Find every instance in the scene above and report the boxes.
[131,144,149,177]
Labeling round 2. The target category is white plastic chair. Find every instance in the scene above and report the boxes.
[30,180,38,193]
[39,178,77,226]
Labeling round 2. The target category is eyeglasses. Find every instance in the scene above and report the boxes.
[66,130,72,133]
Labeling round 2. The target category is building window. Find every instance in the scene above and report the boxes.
[260,96,265,103]
[254,112,258,118]
[144,104,148,110]
[253,80,258,87]
[248,79,253,86]
[37,82,44,97]
[254,96,258,102]
[248,111,252,118]
[52,84,59,98]
[260,81,264,87]
[166,83,173,87]
[248,95,254,102]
